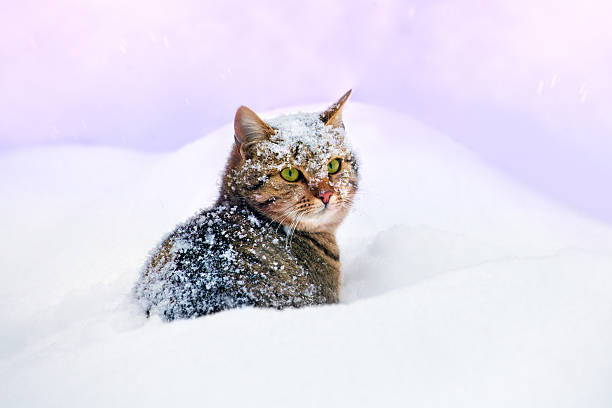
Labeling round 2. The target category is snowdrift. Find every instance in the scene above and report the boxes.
[1,104,611,407]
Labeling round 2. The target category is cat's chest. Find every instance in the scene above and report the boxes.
[289,231,339,274]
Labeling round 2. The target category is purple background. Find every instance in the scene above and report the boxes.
[1,0,611,223]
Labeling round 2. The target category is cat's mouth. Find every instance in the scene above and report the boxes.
[314,203,329,213]
[292,200,346,232]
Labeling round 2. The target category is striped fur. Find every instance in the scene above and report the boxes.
[135,92,358,320]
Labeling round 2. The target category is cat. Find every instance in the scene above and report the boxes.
[134,90,358,320]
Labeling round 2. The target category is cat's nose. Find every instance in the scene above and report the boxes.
[317,191,333,205]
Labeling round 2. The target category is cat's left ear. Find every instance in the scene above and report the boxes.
[320,89,352,129]
[234,106,275,159]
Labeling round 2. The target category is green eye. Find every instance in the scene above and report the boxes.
[327,158,341,174]
[280,167,300,182]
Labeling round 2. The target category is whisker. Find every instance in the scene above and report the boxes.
[264,200,302,229]
[275,208,299,233]
[287,212,304,249]
[284,215,297,248]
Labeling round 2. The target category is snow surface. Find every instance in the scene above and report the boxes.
[1,103,612,407]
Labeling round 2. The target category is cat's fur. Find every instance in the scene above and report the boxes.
[134,90,358,320]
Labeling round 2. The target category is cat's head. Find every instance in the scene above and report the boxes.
[224,90,358,233]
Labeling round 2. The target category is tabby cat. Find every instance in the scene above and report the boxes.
[134,90,358,320]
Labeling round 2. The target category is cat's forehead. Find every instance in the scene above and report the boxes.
[266,112,333,142]
[259,112,349,173]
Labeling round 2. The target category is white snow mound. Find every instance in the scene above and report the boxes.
[1,103,611,407]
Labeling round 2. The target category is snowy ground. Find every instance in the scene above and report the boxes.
[1,103,611,407]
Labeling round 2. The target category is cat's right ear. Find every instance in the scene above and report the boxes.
[234,106,275,159]
[320,89,352,129]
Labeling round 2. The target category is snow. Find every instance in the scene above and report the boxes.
[239,111,354,194]
[264,112,347,179]
[1,103,612,407]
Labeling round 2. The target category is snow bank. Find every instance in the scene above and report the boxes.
[1,103,611,407]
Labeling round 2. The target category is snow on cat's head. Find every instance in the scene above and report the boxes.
[223,90,359,233]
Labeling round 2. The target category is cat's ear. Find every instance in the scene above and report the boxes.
[320,89,352,128]
[234,106,275,159]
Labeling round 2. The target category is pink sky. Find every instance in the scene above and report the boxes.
[1,0,611,222]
